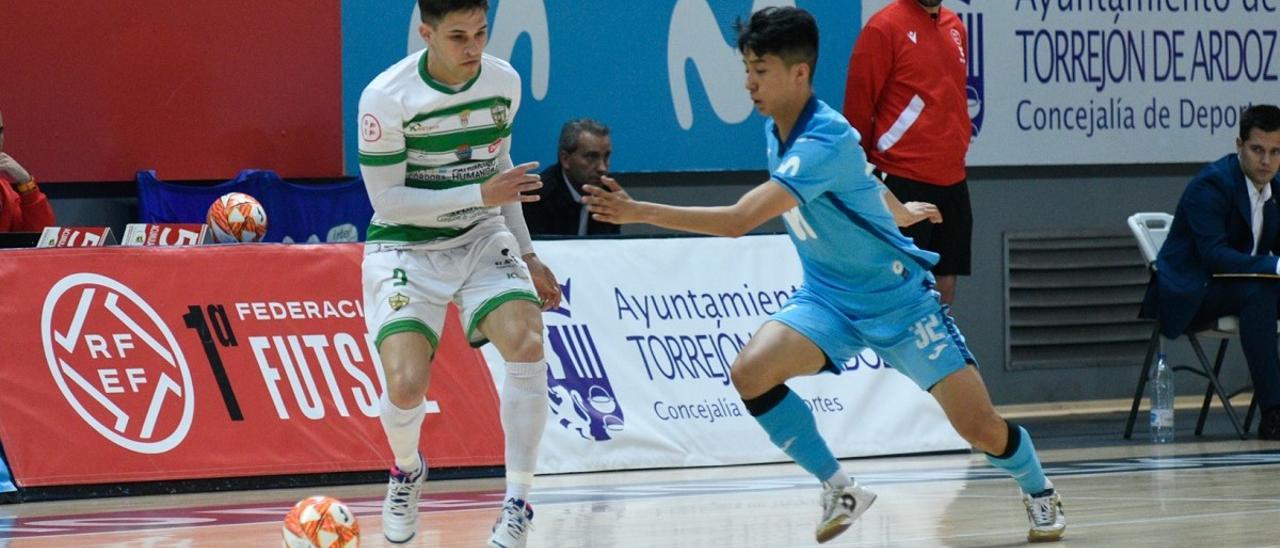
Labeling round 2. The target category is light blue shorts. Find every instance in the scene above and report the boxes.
[770,286,975,391]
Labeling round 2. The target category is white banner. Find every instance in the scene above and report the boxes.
[862,0,1278,166]
[485,235,968,474]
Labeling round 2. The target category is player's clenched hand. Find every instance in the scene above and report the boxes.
[523,253,561,310]
[0,153,32,185]
[900,201,942,227]
[582,176,643,225]
[480,162,541,207]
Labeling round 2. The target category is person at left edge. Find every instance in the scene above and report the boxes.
[0,108,56,232]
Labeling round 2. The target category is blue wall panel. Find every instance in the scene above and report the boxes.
[342,1,860,174]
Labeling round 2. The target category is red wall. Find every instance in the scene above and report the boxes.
[0,2,343,182]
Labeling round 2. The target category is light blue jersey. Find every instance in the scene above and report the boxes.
[768,98,938,318]
[766,97,973,389]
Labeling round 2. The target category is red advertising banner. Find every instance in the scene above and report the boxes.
[0,244,503,487]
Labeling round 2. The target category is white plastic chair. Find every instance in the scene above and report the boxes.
[1124,212,1256,440]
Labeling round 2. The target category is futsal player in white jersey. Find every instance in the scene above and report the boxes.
[357,1,558,546]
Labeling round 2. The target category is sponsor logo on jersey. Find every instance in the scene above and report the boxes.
[435,206,486,224]
[406,120,438,133]
[455,144,472,161]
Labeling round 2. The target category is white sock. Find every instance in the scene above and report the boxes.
[501,360,549,501]
[823,470,853,489]
[379,392,426,475]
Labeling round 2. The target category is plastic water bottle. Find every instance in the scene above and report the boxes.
[1150,352,1175,443]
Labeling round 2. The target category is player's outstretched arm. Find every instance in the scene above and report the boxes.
[882,188,943,227]
[584,177,797,238]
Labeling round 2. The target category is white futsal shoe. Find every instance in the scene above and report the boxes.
[816,479,877,543]
[1023,487,1066,542]
[381,455,425,544]
[488,497,534,548]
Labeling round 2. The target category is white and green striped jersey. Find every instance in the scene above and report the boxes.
[358,50,521,249]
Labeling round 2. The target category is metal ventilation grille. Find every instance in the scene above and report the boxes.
[1004,230,1152,370]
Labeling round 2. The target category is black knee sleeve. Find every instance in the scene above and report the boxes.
[742,384,792,417]
[988,419,1022,460]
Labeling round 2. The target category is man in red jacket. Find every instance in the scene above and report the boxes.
[844,0,970,305]
[0,109,55,232]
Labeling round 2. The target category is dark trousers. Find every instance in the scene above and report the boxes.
[1193,279,1280,410]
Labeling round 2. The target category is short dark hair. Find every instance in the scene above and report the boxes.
[419,0,489,25]
[734,7,819,81]
[1240,104,1280,141]
[559,119,610,154]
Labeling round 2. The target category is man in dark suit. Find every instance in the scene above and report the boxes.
[523,119,621,236]
[1142,104,1280,439]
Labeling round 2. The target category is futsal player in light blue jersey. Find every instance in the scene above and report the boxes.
[583,7,1066,544]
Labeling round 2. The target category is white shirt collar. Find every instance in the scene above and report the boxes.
[562,170,583,203]
[1246,177,1271,256]
[562,168,590,236]
[1248,176,1272,203]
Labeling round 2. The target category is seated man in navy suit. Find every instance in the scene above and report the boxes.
[1142,104,1280,440]
[522,119,622,237]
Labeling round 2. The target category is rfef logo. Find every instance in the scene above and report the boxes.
[545,279,625,441]
[41,274,195,454]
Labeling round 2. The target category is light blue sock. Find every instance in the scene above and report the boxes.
[985,424,1050,495]
[751,389,840,482]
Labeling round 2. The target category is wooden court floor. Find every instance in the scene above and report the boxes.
[2,435,1279,546]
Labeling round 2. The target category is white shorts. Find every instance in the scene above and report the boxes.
[363,230,539,350]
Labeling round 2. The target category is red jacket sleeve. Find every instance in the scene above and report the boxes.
[843,24,894,155]
[15,188,56,231]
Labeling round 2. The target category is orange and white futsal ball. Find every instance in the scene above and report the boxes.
[206,192,268,243]
[281,495,360,548]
